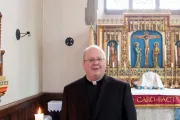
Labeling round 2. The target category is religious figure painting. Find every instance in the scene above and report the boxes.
[152,42,160,68]
[134,42,141,68]
[107,40,118,68]
[131,31,163,68]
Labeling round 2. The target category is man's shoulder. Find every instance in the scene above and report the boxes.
[64,76,85,89]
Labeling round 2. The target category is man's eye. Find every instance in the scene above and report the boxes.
[89,59,94,62]
[97,58,102,61]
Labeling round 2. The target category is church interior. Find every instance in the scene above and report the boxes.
[0,0,180,120]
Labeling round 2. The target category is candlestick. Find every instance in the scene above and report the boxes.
[129,45,131,64]
[35,107,44,120]
[175,46,178,62]
[107,46,109,64]
[124,62,126,68]
[171,63,174,68]
[112,62,115,68]
[175,65,179,88]
[164,63,169,88]
[117,45,120,61]
[164,45,166,61]
[170,65,175,89]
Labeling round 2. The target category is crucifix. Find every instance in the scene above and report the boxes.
[133,31,160,67]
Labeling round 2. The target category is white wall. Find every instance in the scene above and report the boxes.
[43,0,89,92]
[0,0,43,106]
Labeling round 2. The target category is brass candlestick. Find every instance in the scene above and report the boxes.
[175,62,179,88]
[170,65,175,89]
[164,62,169,88]
[128,61,132,87]
[117,61,120,80]
[106,64,110,76]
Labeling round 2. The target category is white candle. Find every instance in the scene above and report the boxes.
[164,45,166,61]
[117,45,120,61]
[129,45,131,64]
[124,62,126,68]
[175,46,178,62]
[107,46,110,64]
[113,62,115,68]
[35,107,44,120]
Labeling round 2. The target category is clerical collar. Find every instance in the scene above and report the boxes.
[86,76,103,85]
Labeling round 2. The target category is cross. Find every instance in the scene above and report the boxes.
[133,31,160,67]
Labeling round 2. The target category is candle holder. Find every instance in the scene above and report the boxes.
[117,61,120,80]
[128,61,132,87]
[112,64,115,76]
[170,66,175,89]
[164,63,169,88]
[175,63,179,88]
[106,64,110,76]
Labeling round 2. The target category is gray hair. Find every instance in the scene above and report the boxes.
[83,45,106,60]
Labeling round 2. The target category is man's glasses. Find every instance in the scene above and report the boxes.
[84,57,105,63]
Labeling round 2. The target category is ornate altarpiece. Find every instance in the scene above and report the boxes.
[0,12,8,101]
[96,11,180,89]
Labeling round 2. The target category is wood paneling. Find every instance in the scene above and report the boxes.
[0,92,63,120]
[0,93,43,120]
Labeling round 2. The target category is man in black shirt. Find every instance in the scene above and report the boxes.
[61,45,137,120]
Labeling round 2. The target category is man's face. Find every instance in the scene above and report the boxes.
[82,47,106,81]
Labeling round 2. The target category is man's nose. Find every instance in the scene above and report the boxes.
[93,59,99,64]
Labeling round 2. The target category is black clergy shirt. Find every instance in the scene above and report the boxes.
[85,76,104,117]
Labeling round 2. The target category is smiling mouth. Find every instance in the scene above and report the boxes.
[92,68,100,70]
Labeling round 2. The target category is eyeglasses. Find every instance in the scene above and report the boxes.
[84,57,105,63]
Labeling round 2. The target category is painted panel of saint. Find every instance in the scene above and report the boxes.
[107,40,118,67]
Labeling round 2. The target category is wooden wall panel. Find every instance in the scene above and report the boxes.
[0,92,63,120]
[0,93,43,120]
[11,111,18,120]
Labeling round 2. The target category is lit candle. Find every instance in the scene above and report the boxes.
[35,107,44,120]
[175,46,178,62]
[171,63,174,68]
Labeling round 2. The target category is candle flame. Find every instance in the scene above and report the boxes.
[38,107,41,114]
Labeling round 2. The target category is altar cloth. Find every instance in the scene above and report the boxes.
[131,88,180,108]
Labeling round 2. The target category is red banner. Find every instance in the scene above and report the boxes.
[133,95,180,108]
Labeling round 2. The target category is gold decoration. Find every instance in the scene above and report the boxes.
[88,24,95,45]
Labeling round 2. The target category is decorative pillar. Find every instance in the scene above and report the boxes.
[98,27,103,48]
[88,25,95,45]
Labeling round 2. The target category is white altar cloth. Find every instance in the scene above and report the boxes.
[48,100,62,112]
[131,88,180,96]
[131,88,180,120]
[136,108,174,120]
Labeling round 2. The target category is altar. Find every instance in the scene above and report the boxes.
[132,88,180,120]
[89,10,180,120]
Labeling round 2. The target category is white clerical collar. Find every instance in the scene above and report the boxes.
[86,76,103,85]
